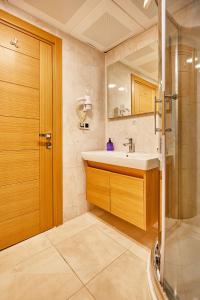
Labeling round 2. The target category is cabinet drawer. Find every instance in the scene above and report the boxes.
[110,173,145,230]
[0,23,39,59]
[86,167,110,211]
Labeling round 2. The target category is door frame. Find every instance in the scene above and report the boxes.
[0,9,63,226]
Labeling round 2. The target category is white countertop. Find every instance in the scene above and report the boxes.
[81,151,160,171]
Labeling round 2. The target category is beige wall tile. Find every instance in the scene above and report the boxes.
[106,115,158,153]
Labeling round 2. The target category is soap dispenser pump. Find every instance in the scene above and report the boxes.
[107,138,114,151]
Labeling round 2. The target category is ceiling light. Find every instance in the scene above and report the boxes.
[186,57,198,64]
[186,57,193,64]
[108,83,116,89]
[195,63,200,69]
[118,87,125,91]
[143,0,153,9]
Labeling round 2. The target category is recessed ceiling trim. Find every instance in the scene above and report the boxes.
[65,0,100,32]
[8,0,157,52]
[123,52,158,67]
[71,0,142,36]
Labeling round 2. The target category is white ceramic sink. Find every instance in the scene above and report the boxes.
[81,151,159,171]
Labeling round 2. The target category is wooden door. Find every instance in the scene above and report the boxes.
[132,75,156,115]
[0,23,53,249]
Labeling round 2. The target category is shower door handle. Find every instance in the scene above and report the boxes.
[154,96,162,134]
[164,94,178,133]
[165,94,178,101]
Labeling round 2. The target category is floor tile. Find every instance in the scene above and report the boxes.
[95,222,135,249]
[69,287,94,300]
[96,221,150,262]
[182,260,200,300]
[129,241,150,262]
[0,247,82,300]
[47,213,99,246]
[56,225,126,284]
[87,251,151,300]
[90,209,157,249]
[0,233,51,273]
[164,262,187,300]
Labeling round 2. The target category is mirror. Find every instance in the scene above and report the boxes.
[107,41,158,119]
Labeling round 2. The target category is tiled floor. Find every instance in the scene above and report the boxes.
[164,218,200,300]
[91,208,158,249]
[0,212,152,300]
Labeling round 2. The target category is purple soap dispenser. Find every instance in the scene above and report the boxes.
[107,138,114,151]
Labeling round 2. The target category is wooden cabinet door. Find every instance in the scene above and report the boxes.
[86,167,110,211]
[0,23,53,249]
[110,173,145,230]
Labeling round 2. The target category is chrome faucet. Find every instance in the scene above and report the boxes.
[123,138,135,153]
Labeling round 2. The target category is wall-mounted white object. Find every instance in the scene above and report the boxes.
[76,95,92,129]
[77,95,92,112]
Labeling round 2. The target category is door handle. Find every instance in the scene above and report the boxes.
[164,94,178,133]
[39,133,52,149]
[154,94,178,135]
[39,133,51,139]
[154,96,162,134]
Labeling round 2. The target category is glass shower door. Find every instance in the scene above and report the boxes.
[162,14,180,298]
[160,0,200,299]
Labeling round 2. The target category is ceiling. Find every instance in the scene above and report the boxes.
[121,40,158,81]
[8,0,158,52]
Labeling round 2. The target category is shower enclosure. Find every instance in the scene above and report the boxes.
[154,0,200,299]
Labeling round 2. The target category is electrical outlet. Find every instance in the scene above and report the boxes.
[79,122,90,130]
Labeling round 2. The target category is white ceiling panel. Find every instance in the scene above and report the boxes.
[139,59,158,73]
[121,41,158,81]
[83,13,131,49]
[125,45,155,62]
[8,0,158,52]
[70,0,143,51]
[24,0,87,24]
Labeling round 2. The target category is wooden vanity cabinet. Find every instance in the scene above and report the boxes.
[86,162,159,231]
[86,166,110,211]
[110,173,145,229]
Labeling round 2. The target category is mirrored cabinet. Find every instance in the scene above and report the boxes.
[107,40,158,119]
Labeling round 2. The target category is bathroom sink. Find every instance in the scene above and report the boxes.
[81,151,159,170]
